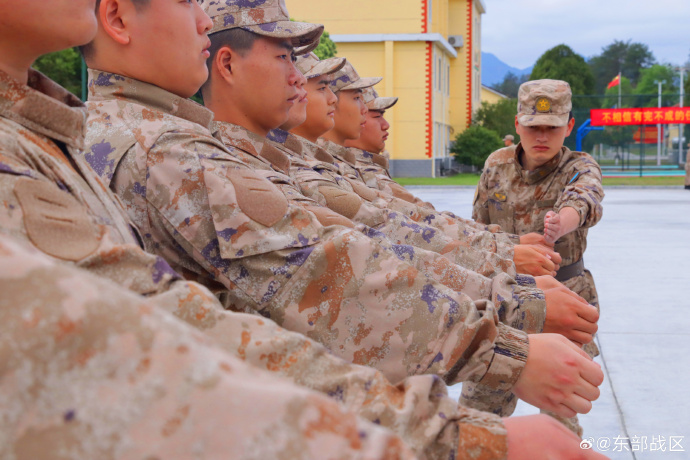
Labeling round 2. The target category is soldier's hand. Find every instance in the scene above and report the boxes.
[519,232,553,248]
[513,244,561,277]
[543,211,562,244]
[512,334,604,418]
[504,415,610,460]
[543,286,599,345]
[534,274,562,291]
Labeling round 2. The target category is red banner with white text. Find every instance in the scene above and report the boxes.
[590,107,690,126]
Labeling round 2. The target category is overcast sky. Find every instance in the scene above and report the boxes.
[482,0,690,69]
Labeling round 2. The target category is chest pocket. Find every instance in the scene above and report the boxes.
[529,198,558,233]
[487,190,515,233]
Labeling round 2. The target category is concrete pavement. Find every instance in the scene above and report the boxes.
[408,186,690,460]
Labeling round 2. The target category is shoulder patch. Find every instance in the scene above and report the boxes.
[226,168,288,227]
[344,177,377,202]
[13,177,100,261]
[492,192,507,202]
[304,205,354,228]
[259,143,291,176]
[318,186,362,219]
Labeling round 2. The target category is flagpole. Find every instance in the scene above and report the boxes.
[618,72,622,108]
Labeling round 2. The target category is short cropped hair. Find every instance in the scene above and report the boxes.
[200,28,261,100]
[78,0,151,61]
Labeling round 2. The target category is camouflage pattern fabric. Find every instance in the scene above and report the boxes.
[472,143,603,310]
[468,143,605,435]
[83,70,531,391]
[0,69,207,309]
[227,123,518,281]
[218,122,546,334]
[517,79,572,128]
[0,68,512,457]
[317,138,519,261]
[0,234,416,460]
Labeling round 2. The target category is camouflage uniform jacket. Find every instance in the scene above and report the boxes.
[0,234,417,460]
[0,70,510,457]
[219,124,546,334]
[473,144,604,273]
[231,124,515,280]
[83,71,531,390]
[0,68,213,313]
[315,138,519,264]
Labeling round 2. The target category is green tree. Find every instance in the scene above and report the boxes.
[32,48,83,98]
[312,30,337,60]
[530,44,595,108]
[450,125,503,169]
[634,64,677,107]
[588,40,656,94]
[472,98,517,141]
[492,72,528,98]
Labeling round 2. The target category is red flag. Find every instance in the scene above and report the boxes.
[607,74,621,89]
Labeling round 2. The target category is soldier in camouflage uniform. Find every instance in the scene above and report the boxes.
[292,58,567,280]
[259,53,601,350]
[473,80,603,346]
[466,79,605,436]
[343,86,410,196]
[0,2,413,458]
[0,233,419,460]
[0,2,609,456]
[80,0,604,422]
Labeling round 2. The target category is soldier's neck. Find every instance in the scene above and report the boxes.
[321,129,348,147]
[0,53,32,84]
[290,125,320,143]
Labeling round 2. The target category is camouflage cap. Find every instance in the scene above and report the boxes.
[517,79,572,127]
[295,52,346,80]
[203,0,324,50]
[503,134,514,142]
[363,87,398,111]
[329,62,382,92]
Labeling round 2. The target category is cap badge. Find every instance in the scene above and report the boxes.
[535,97,551,113]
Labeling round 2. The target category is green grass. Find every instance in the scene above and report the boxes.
[394,174,685,187]
[395,174,480,186]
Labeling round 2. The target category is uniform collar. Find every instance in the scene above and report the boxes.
[0,68,86,150]
[515,143,567,185]
[86,69,213,130]
[267,128,307,158]
[213,121,266,157]
[346,146,374,164]
[317,138,357,166]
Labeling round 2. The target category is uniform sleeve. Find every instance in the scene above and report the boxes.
[473,171,492,224]
[0,235,414,460]
[185,302,509,459]
[555,155,604,229]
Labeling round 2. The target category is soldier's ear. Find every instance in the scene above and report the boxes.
[215,46,235,84]
[565,117,576,136]
[99,0,133,45]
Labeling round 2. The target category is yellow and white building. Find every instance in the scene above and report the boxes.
[289,0,486,177]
